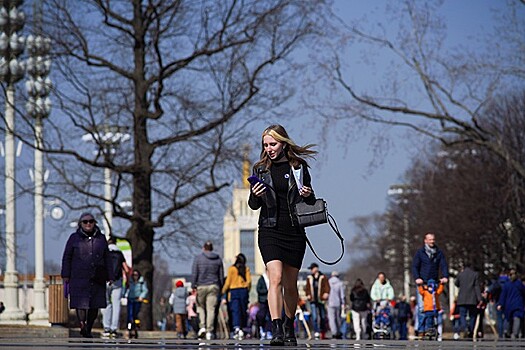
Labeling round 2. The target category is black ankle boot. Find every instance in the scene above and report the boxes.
[270,319,284,346]
[283,315,297,346]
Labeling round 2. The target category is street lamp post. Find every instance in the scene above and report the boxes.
[25,31,52,324]
[387,184,418,300]
[0,0,26,323]
[82,126,130,238]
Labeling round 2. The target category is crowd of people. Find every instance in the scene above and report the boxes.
[60,125,525,342]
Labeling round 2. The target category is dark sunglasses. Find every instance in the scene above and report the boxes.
[81,219,95,224]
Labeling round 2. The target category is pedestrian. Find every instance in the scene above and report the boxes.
[487,270,510,338]
[370,272,394,307]
[394,295,412,340]
[412,232,449,333]
[102,236,130,338]
[256,272,271,340]
[126,269,149,337]
[327,271,345,339]
[0,301,4,314]
[497,268,525,339]
[186,288,199,338]
[305,263,330,340]
[248,124,318,346]
[169,280,188,338]
[370,272,394,337]
[190,240,224,340]
[222,253,251,340]
[61,212,112,338]
[454,262,481,339]
[417,279,444,340]
[349,278,371,340]
[155,296,171,332]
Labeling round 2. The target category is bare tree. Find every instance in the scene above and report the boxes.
[0,0,332,328]
[322,0,525,180]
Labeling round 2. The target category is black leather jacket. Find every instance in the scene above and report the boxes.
[248,164,316,228]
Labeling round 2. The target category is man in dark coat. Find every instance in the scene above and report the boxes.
[62,212,112,338]
[454,263,481,338]
[412,232,449,334]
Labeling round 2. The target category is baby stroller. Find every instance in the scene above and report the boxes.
[372,301,392,339]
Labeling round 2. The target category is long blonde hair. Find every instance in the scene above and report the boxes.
[253,124,317,171]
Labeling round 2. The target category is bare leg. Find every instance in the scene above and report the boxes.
[266,260,283,320]
[281,264,299,318]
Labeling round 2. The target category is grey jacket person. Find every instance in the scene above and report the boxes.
[191,251,224,288]
[455,266,481,306]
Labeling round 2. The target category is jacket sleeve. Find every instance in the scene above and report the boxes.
[191,256,199,287]
[61,235,74,278]
[139,280,149,299]
[370,284,378,301]
[497,285,507,308]
[474,273,482,302]
[437,284,445,295]
[219,259,225,288]
[439,251,449,278]
[248,191,263,210]
[412,250,421,280]
[222,266,233,294]
[302,166,316,205]
[387,284,394,300]
[246,267,252,290]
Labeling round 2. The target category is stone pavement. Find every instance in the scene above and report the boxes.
[0,326,523,349]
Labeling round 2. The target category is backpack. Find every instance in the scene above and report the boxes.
[108,249,125,281]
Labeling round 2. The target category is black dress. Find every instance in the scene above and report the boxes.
[258,161,306,269]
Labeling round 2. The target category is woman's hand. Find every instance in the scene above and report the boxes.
[299,186,312,197]
[251,182,266,197]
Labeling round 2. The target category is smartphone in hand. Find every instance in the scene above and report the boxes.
[247,175,266,188]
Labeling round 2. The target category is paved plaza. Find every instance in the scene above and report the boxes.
[0,336,523,349]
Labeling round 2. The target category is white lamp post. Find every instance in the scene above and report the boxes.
[25,31,51,324]
[387,184,419,300]
[0,0,26,323]
[82,126,130,238]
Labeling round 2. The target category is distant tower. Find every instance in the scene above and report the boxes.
[223,145,264,275]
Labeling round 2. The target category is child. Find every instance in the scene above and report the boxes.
[417,279,444,339]
[395,295,412,340]
[169,280,188,339]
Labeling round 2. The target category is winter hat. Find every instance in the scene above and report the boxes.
[176,280,184,288]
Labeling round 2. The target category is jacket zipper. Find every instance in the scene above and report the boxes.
[287,170,296,226]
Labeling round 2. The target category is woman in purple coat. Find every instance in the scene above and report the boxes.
[61,212,112,338]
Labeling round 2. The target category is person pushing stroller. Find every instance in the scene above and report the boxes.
[370,272,394,339]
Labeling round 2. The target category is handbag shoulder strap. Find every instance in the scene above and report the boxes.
[305,213,344,265]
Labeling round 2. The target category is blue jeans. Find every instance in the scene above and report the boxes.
[127,299,142,324]
[103,284,122,331]
[309,302,327,333]
[459,305,477,334]
[496,307,508,337]
[229,288,249,329]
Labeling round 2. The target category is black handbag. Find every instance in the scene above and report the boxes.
[295,199,344,265]
[295,199,327,227]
